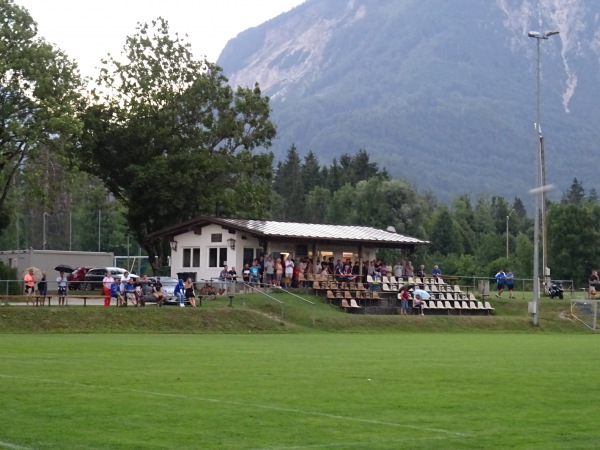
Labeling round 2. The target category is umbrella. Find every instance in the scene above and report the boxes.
[399,283,415,292]
[412,289,430,300]
[54,264,75,273]
[22,267,43,281]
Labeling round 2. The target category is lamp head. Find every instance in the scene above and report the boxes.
[527,31,541,38]
[543,30,560,37]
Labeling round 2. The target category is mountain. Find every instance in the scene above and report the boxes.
[217,0,600,202]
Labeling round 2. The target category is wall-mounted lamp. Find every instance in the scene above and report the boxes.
[227,238,236,250]
[169,239,178,251]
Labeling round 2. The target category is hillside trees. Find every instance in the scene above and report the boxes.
[547,179,600,283]
[0,0,82,232]
[76,18,276,272]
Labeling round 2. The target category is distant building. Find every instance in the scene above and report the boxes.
[0,249,114,276]
[152,217,428,282]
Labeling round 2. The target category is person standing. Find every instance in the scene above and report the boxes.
[23,268,36,306]
[219,265,230,295]
[404,261,415,277]
[400,288,410,315]
[495,269,506,298]
[284,255,294,288]
[56,271,68,306]
[102,271,114,307]
[274,258,283,287]
[184,277,196,307]
[431,265,442,281]
[264,255,275,287]
[250,259,260,289]
[37,272,47,306]
[120,271,131,296]
[393,261,404,281]
[505,270,515,298]
[242,263,251,293]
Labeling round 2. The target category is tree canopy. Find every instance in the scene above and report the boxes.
[0,0,82,229]
[77,18,276,272]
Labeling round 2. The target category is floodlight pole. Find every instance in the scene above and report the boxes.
[528,30,559,326]
[506,209,515,259]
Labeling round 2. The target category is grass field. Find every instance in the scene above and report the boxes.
[1,333,599,449]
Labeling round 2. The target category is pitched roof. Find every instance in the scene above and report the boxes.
[153,217,428,247]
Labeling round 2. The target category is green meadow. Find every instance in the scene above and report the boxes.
[0,293,598,449]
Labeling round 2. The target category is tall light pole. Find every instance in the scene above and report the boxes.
[506,209,515,259]
[42,212,48,250]
[528,29,559,325]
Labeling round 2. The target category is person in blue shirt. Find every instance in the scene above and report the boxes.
[174,278,185,307]
[495,270,506,298]
[431,265,442,282]
[123,278,137,306]
[249,260,260,288]
[505,270,515,298]
[110,276,122,306]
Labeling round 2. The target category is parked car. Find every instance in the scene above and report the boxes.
[82,267,138,291]
[67,266,93,290]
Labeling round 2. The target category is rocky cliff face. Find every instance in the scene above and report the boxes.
[497,0,598,112]
[218,0,600,201]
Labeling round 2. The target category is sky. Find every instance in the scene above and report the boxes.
[16,0,306,79]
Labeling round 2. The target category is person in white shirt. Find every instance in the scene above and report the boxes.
[102,271,114,307]
[56,271,68,306]
[284,256,294,288]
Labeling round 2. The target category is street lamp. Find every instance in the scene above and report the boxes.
[528,29,559,298]
[528,29,559,325]
[506,209,515,259]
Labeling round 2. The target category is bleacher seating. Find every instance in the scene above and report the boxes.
[313,272,493,315]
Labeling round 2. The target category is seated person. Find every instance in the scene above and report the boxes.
[431,265,442,280]
[153,277,167,306]
[123,278,137,306]
[134,282,145,307]
[412,293,426,315]
[174,278,185,306]
[110,276,122,306]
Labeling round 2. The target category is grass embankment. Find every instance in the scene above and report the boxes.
[0,289,590,333]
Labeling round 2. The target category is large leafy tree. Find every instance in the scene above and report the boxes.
[0,0,82,231]
[77,19,276,272]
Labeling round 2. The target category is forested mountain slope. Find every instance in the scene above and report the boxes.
[218,0,600,202]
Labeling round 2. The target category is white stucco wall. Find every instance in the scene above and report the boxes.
[170,223,379,280]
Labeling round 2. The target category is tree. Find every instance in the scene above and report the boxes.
[77,19,276,272]
[272,145,305,221]
[562,178,585,204]
[0,0,82,231]
[300,151,322,194]
[547,201,600,283]
[428,208,463,255]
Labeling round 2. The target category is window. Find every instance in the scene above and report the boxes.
[209,247,227,268]
[211,233,223,243]
[183,248,201,268]
[243,247,255,266]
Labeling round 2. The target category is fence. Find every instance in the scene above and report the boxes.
[571,299,599,331]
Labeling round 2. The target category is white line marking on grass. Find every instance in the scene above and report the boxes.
[252,435,466,450]
[0,440,33,450]
[0,374,473,439]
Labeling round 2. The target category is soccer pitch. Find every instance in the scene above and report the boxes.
[1,333,598,449]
